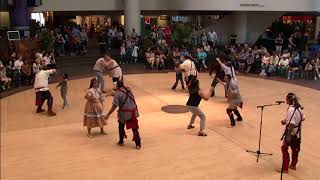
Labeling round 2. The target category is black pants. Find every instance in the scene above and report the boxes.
[172,74,184,89]
[36,90,54,111]
[99,44,106,56]
[186,75,196,87]
[211,76,226,97]
[118,121,141,146]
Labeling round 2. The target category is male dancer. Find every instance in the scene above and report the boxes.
[208,54,226,97]
[93,55,108,93]
[34,67,57,116]
[105,80,141,149]
[180,55,198,88]
[280,93,304,173]
[104,54,123,92]
[216,56,237,81]
[225,74,243,127]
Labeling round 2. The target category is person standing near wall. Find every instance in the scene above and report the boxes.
[207,29,218,48]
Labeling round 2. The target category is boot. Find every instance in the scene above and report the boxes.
[48,109,56,116]
[133,130,141,149]
[229,114,236,126]
[36,107,45,113]
[210,90,215,97]
[234,109,243,121]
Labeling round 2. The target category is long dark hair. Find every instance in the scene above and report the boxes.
[189,79,199,94]
[89,78,97,88]
[286,93,303,109]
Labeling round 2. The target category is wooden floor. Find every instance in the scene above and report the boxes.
[1,73,320,180]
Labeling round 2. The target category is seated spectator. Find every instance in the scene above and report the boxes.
[48,52,56,69]
[260,52,270,76]
[33,60,41,75]
[268,51,279,76]
[0,61,11,90]
[245,50,254,73]
[305,59,313,71]
[145,48,155,69]
[172,47,181,63]
[203,43,211,52]
[21,60,32,85]
[180,47,189,59]
[238,49,246,73]
[287,52,301,80]
[41,52,50,68]
[278,53,290,77]
[314,56,320,80]
[156,51,165,70]
[197,47,208,70]
[13,55,24,87]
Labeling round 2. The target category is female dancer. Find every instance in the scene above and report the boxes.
[83,78,107,138]
[186,79,214,136]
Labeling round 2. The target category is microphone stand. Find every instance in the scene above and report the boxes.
[246,102,282,162]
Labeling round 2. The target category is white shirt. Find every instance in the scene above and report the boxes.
[132,46,139,57]
[221,63,237,81]
[33,63,41,74]
[208,31,217,42]
[180,59,197,77]
[279,58,289,67]
[107,60,122,78]
[283,105,304,138]
[42,56,50,66]
[34,69,56,91]
[14,60,23,70]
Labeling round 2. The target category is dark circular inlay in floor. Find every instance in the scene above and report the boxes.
[161,105,189,114]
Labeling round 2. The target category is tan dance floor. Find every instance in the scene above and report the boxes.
[1,73,320,180]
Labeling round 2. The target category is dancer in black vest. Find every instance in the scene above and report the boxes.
[186,79,214,136]
[208,53,226,97]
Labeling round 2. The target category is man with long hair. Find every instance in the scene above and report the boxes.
[208,53,226,97]
[280,93,305,173]
[105,80,141,149]
[225,74,243,127]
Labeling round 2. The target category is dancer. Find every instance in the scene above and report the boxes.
[209,56,226,97]
[105,80,141,149]
[225,74,243,127]
[104,54,123,92]
[34,67,57,116]
[280,93,304,173]
[180,55,198,88]
[186,79,214,136]
[83,78,107,138]
[93,55,108,93]
[171,61,185,90]
[216,56,237,81]
[56,73,69,109]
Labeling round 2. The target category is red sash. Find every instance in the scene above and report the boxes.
[118,89,139,129]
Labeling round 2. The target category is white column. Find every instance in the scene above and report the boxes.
[124,0,141,36]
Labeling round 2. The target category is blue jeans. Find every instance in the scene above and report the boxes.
[95,71,104,92]
[268,65,277,74]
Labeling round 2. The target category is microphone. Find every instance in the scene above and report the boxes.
[276,101,285,104]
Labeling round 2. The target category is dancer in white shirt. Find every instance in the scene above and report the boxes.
[34,67,57,116]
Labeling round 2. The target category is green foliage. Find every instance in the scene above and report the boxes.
[40,30,53,52]
[172,24,192,47]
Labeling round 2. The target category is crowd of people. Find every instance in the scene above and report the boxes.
[0,52,57,91]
